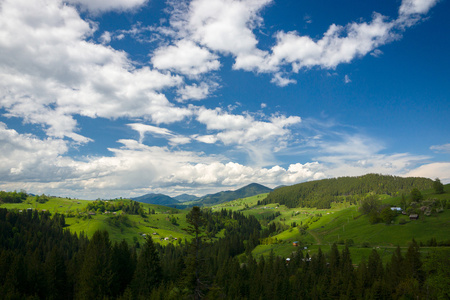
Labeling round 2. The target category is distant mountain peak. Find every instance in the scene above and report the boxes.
[132,193,179,205]
[195,183,272,206]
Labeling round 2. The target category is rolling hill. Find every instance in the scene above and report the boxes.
[174,194,199,202]
[132,193,180,206]
[194,183,273,206]
[263,173,435,208]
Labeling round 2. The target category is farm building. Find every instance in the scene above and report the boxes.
[409,214,419,220]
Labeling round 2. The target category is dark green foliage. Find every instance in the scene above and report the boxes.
[433,178,445,194]
[359,195,381,215]
[77,231,113,299]
[380,206,396,224]
[132,193,179,206]
[410,188,424,202]
[0,190,28,203]
[86,200,145,215]
[263,174,433,208]
[1,207,449,299]
[131,237,162,298]
[183,206,208,299]
[195,183,272,205]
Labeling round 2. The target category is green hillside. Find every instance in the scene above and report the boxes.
[0,195,191,246]
[241,184,450,263]
[2,177,449,299]
[1,175,449,260]
[263,173,434,208]
[194,183,272,206]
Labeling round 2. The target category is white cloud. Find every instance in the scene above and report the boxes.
[128,123,191,145]
[194,108,301,166]
[0,125,325,198]
[152,39,220,76]
[399,0,439,16]
[0,122,70,182]
[269,13,395,71]
[308,133,432,179]
[0,0,189,142]
[271,73,297,87]
[430,143,450,153]
[370,49,383,57]
[99,31,112,44]
[195,108,301,145]
[166,0,275,73]
[404,162,450,184]
[65,0,149,13]
[0,121,444,199]
[161,0,439,84]
[344,75,351,84]
[192,134,218,144]
[176,82,218,102]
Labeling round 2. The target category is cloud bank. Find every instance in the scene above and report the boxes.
[0,0,447,198]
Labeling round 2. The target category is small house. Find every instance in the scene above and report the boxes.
[293,241,299,247]
[391,207,402,212]
[409,214,419,220]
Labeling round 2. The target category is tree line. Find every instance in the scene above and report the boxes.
[0,207,449,299]
[262,174,434,209]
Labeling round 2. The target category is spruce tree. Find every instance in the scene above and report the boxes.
[131,236,162,298]
[183,206,208,299]
[77,230,112,300]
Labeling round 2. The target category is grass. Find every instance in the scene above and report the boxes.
[2,187,450,264]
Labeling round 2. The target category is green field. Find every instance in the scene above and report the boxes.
[2,185,449,263]
[220,188,450,262]
[0,196,193,246]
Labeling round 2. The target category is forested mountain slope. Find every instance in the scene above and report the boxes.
[195,183,273,205]
[263,174,434,208]
[132,193,180,206]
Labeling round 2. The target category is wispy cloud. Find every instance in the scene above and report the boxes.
[430,143,450,153]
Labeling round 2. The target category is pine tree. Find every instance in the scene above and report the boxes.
[131,236,162,298]
[77,230,112,299]
[433,178,445,194]
[183,206,208,299]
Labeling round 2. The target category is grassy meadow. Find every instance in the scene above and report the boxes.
[1,183,449,264]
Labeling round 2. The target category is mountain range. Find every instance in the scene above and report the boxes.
[132,183,272,206]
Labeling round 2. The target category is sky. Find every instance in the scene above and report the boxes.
[0,0,449,199]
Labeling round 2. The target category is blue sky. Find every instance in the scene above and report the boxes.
[0,0,449,199]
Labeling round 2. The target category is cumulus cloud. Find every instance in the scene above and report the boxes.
[0,0,444,199]
[0,0,189,142]
[271,73,297,87]
[404,162,450,183]
[165,0,275,73]
[176,82,218,102]
[0,124,324,198]
[99,31,112,44]
[399,0,439,16]
[268,13,395,72]
[160,0,439,83]
[0,122,70,182]
[195,108,301,145]
[152,40,220,76]
[0,122,443,199]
